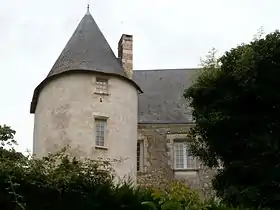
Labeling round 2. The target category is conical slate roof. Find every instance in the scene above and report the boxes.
[48,10,125,77]
[30,9,142,113]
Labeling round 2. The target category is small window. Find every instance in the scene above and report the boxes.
[137,140,144,171]
[95,119,107,147]
[96,78,108,94]
[174,142,197,170]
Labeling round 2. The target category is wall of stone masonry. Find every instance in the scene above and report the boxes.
[137,123,216,199]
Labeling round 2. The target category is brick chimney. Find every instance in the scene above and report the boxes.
[118,34,133,79]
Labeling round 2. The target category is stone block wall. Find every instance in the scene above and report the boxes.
[137,123,216,199]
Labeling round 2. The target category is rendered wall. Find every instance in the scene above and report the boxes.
[33,72,138,182]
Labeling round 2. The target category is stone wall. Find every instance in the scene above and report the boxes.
[137,123,216,199]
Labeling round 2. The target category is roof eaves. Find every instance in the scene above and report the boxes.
[30,69,143,114]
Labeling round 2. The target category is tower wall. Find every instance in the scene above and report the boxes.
[33,72,138,182]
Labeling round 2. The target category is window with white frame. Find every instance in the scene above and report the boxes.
[95,78,108,94]
[137,140,144,171]
[95,119,107,147]
[174,142,197,170]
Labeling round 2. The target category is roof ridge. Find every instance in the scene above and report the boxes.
[134,68,199,71]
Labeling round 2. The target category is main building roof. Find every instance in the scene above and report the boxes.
[134,69,197,124]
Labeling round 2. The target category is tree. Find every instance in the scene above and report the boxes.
[0,125,24,161]
[184,30,280,208]
[0,124,16,146]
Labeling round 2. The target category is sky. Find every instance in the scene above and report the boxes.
[1,0,280,153]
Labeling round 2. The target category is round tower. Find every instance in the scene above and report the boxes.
[30,8,142,182]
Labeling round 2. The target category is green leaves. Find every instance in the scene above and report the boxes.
[0,124,16,148]
[0,143,148,210]
[0,124,268,209]
[141,200,183,210]
[184,30,280,209]
[146,180,203,210]
[141,201,158,210]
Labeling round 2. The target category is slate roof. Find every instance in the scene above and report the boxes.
[47,10,125,78]
[30,8,199,124]
[133,69,198,124]
[30,9,142,113]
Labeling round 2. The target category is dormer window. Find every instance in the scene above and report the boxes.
[95,78,108,94]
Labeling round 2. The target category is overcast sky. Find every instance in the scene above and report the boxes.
[1,0,279,153]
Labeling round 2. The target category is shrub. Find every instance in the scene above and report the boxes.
[145,180,203,209]
[0,124,271,210]
[0,148,150,210]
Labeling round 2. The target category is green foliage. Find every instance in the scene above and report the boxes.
[141,201,158,210]
[140,199,258,210]
[0,124,16,146]
[0,124,25,163]
[184,30,280,208]
[0,124,270,210]
[0,125,150,210]
[142,200,182,210]
[145,180,203,210]
[0,149,153,210]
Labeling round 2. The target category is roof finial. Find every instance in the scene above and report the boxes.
[86,3,90,14]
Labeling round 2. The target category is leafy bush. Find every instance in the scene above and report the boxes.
[0,125,270,210]
[0,125,148,210]
[0,149,154,210]
[142,180,203,210]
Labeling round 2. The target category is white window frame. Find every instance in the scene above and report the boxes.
[137,140,144,172]
[174,142,197,170]
[95,78,109,94]
[95,119,107,147]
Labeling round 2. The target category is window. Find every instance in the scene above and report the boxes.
[95,119,107,147]
[95,78,108,94]
[174,142,197,170]
[137,140,144,171]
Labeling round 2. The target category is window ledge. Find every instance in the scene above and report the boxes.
[95,146,108,150]
[137,171,146,176]
[173,168,199,172]
[94,92,110,96]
